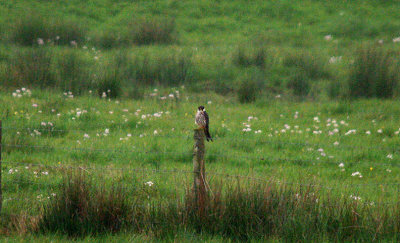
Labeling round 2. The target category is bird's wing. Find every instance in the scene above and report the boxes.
[204,111,210,128]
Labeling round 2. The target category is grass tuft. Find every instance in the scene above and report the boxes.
[55,48,91,94]
[11,14,86,46]
[348,45,398,99]
[283,51,329,80]
[233,47,267,68]
[38,171,130,237]
[132,18,177,45]
[97,68,122,99]
[10,47,55,88]
[133,52,193,86]
[287,71,310,98]
[29,174,400,241]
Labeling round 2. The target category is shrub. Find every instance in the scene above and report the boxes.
[38,171,130,236]
[287,71,310,97]
[233,47,266,68]
[132,18,177,45]
[348,45,397,98]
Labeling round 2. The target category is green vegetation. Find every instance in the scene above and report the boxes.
[1,0,400,241]
[349,45,398,99]
[1,89,400,240]
[33,171,400,241]
[0,0,400,101]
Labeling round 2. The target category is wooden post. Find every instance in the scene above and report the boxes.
[0,120,2,215]
[193,128,206,217]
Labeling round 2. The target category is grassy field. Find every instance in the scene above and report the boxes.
[1,0,400,241]
[1,0,400,100]
[1,89,400,240]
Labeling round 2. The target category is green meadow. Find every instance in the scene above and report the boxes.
[1,0,400,241]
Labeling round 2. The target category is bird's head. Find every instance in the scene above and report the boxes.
[198,106,205,111]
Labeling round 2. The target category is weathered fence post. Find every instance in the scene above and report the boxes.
[193,128,206,217]
[0,120,2,215]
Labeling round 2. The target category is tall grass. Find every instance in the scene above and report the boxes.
[11,15,48,46]
[0,47,195,94]
[35,174,400,241]
[233,47,267,68]
[283,51,329,80]
[10,47,55,88]
[90,18,176,48]
[11,15,86,46]
[97,68,122,99]
[237,69,265,103]
[143,182,400,241]
[287,71,310,98]
[55,49,92,94]
[91,29,130,49]
[348,45,398,99]
[38,171,130,236]
[4,47,94,92]
[238,79,258,103]
[133,52,193,86]
[132,18,177,45]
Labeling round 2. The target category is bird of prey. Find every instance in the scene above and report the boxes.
[195,105,213,142]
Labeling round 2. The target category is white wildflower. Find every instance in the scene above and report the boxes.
[37,38,44,45]
[145,181,154,187]
[350,195,361,201]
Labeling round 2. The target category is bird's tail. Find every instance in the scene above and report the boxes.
[205,126,213,142]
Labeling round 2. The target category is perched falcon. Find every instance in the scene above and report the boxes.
[195,105,213,142]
